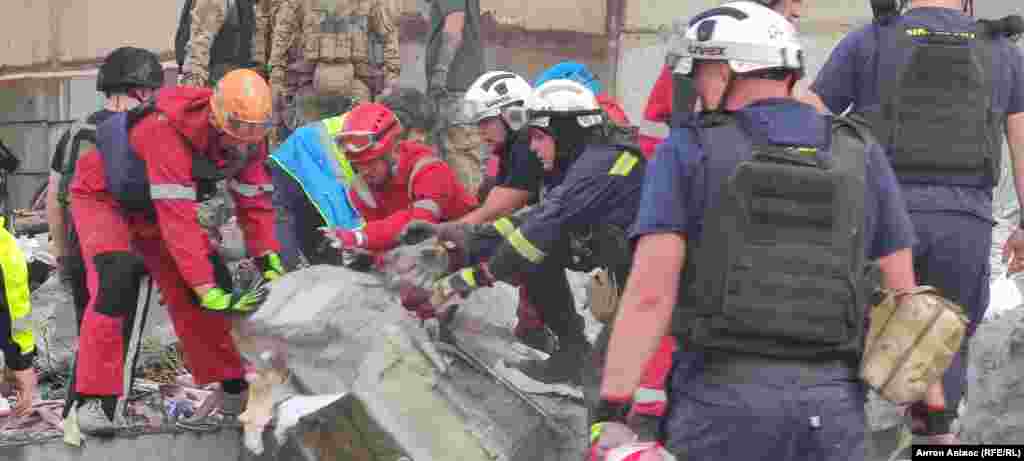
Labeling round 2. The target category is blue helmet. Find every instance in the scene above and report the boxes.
[533,61,602,95]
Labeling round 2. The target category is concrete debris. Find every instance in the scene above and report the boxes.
[233,258,595,460]
[959,303,1024,443]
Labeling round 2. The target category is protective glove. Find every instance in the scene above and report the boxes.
[319,227,366,250]
[199,285,268,314]
[255,252,285,281]
[589,398,636,460]
[432,264,495,305]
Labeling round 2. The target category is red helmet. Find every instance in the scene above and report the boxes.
[338,103,403,164]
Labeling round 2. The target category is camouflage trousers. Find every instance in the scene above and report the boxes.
[433,91,485,197]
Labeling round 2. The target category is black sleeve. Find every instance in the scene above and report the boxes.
[495,139,544,193]
[51,130,71,173]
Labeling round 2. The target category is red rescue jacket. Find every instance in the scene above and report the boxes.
[71,86,279,288]
[348,141,478,251]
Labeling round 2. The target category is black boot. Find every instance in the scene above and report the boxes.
[513,317,589,386]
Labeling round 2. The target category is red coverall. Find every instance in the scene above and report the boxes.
[70,86,279,396]
[348,140,478,252]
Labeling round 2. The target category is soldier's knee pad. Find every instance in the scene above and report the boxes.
[92,252,146,317]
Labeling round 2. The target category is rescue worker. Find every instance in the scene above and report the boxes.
[270,94,362,270]
[454,71,559,352]
[46,47,165,329]
[530,64,677,431]
[805,0,1024,443]
[177,0,265,87]
[0,215,38,418]
[594,4,918,459]
[44,47,166,419]
[319,102,477,254]
[271,88,432,270]
[402,79,642,391]
[426,0,486,197]
[533,61,663,158]
[69,69,282,435]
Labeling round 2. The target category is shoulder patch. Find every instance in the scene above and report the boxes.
[608,150,640,176]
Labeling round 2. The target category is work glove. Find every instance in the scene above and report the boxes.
[255,252,285,281]
[431,264,495,305]
[589,398,636,461]
[199,285,269,314]
[319,227,366,250]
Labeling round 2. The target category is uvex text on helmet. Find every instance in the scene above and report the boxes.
[210,69,273,143]
[463,71,532,129]
[669,1,804,79]
[97,47,165,93]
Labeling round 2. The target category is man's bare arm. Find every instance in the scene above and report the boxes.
[600,232,684,399]
[458,186,530,225]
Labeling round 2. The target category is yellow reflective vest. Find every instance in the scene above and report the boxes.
[0,216,35,363]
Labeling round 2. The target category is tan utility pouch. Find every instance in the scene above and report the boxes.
[588,269,621,325]
[861,286,968,404]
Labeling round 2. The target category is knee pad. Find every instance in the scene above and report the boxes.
[92,252,146,317]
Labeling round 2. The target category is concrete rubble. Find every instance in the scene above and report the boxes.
[231,238,598,460]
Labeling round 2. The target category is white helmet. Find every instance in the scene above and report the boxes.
[525,79,604,131]
[669,1,803,78]
[461,71,533,130]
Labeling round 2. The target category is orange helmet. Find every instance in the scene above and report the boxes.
[338,103,402,165]
[210,69,273,143]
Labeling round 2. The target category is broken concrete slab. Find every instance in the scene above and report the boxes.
[960,303,1024,443]
[234,263,588,460]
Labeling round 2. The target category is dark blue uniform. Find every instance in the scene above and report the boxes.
[811,6,1024,414]
[635,100,916,460]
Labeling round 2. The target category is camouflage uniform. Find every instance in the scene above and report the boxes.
[270,0,401,146]
[304,0,400,105]
[179,0,271,87]
[426,0,486,197]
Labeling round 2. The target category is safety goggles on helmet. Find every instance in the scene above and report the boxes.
[336,118,399,153]
[221,111,273,143]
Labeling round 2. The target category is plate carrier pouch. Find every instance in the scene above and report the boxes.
[672,115,873,360]
[95,96,241,213]
[862,285,968,404]
[861,17,1003,185]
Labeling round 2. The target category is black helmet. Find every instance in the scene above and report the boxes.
[378,87,434,132]
[96,47,165,93]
